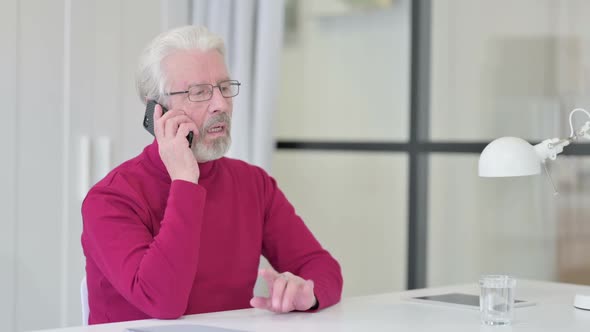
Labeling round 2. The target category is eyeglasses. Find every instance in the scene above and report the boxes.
[165,80,241,102]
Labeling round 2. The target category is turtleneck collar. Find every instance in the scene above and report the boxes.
[145,139,217,182]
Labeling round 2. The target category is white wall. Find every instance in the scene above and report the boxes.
[427,155,555,286]
[276,0,410,142]
[431,0,590,141]
[273,151,408,297]
[427,0,590,287]
[273,0,411,296]
[0,0,18,330]
[1,1,67,330]
[0,1,165,330]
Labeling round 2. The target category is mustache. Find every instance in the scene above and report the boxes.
[202,113,232,131]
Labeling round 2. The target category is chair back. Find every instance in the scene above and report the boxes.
[81,276,89,325]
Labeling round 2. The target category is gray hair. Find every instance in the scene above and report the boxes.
[135,25,226,106]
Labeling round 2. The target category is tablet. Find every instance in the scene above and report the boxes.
[126,325,248,332]
[407,293,535,309]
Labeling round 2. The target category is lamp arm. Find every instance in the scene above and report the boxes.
[533,111,590,162]
[534,138,570,162]
[579,121,590,139]
[569,108,590,136]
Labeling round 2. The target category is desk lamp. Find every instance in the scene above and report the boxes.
[478,108,590,311]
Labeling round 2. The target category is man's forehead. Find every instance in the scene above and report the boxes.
[186,77,231,85]
[163,49,226,67]
[163,50,230,86]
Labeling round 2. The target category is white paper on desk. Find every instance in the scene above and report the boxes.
[125,324,249,332]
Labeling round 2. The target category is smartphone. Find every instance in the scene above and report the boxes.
[143,100,193,147]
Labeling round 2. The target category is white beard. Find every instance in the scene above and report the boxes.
[191,112,232,162]
[192,135,231,162]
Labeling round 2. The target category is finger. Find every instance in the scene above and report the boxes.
[295,280,316,311]
[259,268,279,297]
[177,122,198,136]
[176,123,198,144]
[259,268,280,288]
[249,296,271,310]
[163,113,192,138]
[258,268,280,304]
[281,279,300,312]
[156,108,185,133]
[156,109,185,137]
[163,112,186,138]
[271,275,288,312]
[304,279,314,294]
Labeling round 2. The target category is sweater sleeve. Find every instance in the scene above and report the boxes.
[81,178,206,319]
[260,172,343,310]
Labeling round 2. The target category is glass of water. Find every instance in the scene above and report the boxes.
[479,275,516,325]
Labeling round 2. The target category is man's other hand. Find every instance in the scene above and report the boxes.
[250,267,318,313]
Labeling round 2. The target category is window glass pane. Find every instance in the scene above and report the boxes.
[276,0,410,141]
[428,154,590,287]
[430,0,590,141]
[272,150,408,296]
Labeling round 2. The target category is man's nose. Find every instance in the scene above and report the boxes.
[208,87,230,113]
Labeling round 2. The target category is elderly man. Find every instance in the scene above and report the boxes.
[81,26,343,324]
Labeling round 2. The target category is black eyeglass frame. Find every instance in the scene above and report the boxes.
[165,80,241,102]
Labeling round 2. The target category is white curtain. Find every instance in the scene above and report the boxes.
[162,0,285,171]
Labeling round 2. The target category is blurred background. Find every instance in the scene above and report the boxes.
[2,0,590,330]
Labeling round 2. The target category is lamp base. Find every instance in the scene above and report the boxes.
[574,294,590,310]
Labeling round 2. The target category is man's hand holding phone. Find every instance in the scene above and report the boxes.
[153,104,200,184]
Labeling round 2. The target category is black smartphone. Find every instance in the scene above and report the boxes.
[143,100,193,147]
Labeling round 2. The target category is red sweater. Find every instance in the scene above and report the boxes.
[81,141,342,324]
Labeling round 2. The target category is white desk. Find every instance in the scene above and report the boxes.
[32,280,590,332]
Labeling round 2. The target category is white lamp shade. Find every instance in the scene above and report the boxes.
[478,137,541,177]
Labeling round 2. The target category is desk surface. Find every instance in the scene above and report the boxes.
[32,280,590,332]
